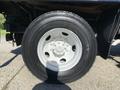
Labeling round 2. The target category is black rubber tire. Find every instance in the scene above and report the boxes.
[22,11,97,83]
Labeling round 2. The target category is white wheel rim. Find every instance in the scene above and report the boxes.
[37,28,82,72]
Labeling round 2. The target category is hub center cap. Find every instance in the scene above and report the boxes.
[53,41,65,57]
[53,46,65,57]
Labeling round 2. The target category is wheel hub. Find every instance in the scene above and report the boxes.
[53,43,65,57]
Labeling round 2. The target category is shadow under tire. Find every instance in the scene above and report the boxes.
[22,11,97,83]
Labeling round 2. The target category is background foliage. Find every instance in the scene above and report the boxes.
[0,13,6,35]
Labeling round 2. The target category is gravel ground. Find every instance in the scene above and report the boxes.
[0,36,120,90]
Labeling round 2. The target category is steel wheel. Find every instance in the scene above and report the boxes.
[37,28,82,72]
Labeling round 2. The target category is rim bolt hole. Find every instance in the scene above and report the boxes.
[45,52,50,57]
[72,45,76,52]
[62,32,69,36]
[46,35,51,41]
[60,58,66,63]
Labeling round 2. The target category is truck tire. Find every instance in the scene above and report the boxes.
[22,11,97,83]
